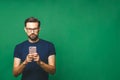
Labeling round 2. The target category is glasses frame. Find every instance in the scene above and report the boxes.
[26,28,39,32]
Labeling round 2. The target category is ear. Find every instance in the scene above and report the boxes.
[24,27,27,33]
[39,27,40,30]
[38,27,40,32]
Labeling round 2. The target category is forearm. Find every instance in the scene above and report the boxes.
[37,61,56,74]
[13,61,27,77]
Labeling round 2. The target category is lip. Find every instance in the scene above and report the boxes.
[30,33,36,36]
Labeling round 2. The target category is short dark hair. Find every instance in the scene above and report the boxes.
[24,17,41,27]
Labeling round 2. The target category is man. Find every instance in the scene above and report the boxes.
[13,17,56,80]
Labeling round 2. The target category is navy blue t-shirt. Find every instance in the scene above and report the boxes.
[14,39,56,80]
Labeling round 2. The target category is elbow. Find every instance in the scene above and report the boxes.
[13,74,18,77]
[13,73,18,77]
[13,70,19,77]
[51,71,56,75]
[50,67,56,75]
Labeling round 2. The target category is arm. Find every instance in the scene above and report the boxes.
[13,54,33,77]
[34,54,56,74]
[39,55,56,74]
[13,57,27,77]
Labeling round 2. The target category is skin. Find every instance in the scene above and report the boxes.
[13,22,56,77]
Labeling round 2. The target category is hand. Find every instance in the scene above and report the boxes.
[24,53,33,64]
[33,53,41,63]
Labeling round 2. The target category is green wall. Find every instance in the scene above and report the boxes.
[0,0,120,80]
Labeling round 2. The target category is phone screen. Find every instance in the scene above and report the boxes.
[29,46,37,54]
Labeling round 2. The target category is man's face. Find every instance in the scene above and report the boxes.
[25,22,40,41]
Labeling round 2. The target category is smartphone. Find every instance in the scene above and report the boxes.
[29,46,37,54]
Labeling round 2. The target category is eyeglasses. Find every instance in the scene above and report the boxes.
[26,28,39,32]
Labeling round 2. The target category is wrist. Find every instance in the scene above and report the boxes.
[37,60,43,66]
[23,60,28,65]
[40,61,43,65]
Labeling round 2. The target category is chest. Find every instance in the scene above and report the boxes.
[20,44,49,63]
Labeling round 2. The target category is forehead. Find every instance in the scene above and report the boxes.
[26,22,39,28]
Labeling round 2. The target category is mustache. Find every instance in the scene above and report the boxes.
[30,33,36,35]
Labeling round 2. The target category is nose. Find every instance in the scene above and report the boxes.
[31,30,34,33]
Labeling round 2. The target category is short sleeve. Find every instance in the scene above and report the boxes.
[48,43,56,55]
[14,45,21,59]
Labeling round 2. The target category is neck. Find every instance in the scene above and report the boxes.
[28,38,39,43]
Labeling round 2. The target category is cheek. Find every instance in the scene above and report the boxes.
[35,32,39,35]
[35,31,39,35]
[26,30,39,35]
[26,32,31,35]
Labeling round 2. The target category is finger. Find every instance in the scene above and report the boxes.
[34,55,38,57]
[34,53,39,57]
[28,55,32,59]
[28,53,34,56]
[28,54,34,57]
[33,52,38,55]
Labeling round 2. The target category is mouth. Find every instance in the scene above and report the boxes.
[28,33,38,41]
[30,33,36,36]
[30,34,36,38]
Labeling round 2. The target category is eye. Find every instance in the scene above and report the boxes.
[26,28,39,32]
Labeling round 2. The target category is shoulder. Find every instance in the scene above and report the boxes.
[40,39,54,45]
[15,40,28,48]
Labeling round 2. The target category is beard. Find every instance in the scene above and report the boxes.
[28,33,39,41]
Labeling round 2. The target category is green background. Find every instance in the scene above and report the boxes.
[0,0,120,80]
